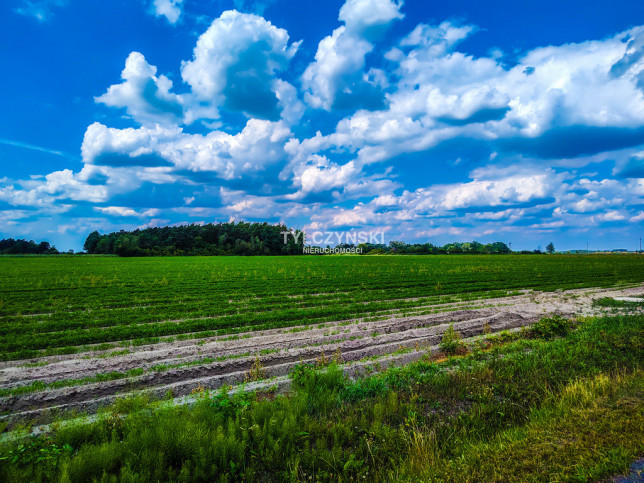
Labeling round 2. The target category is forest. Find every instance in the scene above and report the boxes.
[82,222,305,256]
[0,238,59,255]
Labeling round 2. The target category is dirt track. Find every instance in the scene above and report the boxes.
[1,284,642,423]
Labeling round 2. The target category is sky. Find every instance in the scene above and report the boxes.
[1,0,644,251]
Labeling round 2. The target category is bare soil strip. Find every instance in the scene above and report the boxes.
[1,285,641,424]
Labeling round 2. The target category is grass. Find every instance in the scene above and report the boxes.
[399,369,644,482]
[0,313,641,482]
[594,296,644,308]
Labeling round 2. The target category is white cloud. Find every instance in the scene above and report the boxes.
[274,79,305,125]
[95,52,184,126]
[596,210,626,222]
[150,0,183,24]
[331,206,369,227]
[372,194,398,206]
[81,122,181,164]
[81,119,292,179]
[301,0,402,110]
[630,211,644,222]
[290,157,358,195]
[298,24,644,173]
[339,0,403,39]
[441,174,554,210]
[181,10,300,120]
[395,21,475,59]
[0,169,108,207]
[95,206,140,217]
[169,119,292,177]
[5,5,644,248]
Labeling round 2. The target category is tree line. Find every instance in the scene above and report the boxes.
[345,240,526,255]
[83,224,549,257]
[2,227,554,257]
[83,222,305,256]
[0,238,59,255]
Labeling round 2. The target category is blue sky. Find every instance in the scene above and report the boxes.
[1,0,644,251]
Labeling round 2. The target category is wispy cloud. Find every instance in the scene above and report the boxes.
[0,138,71,158]
[14,0,69,22]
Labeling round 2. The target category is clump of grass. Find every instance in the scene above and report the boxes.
[439,323,467,355]
[529,315,575,339]
[594,297,644,308]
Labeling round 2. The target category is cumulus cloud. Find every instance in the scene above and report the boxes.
[339,0,403,39]
[294,22,644,184]
[289,156,359,196]
[81,119,292,179]
[301,0,402,111]
[299,162,644,242]
[81,122,181,165]
[440,174,555,210]
[0,169,107,207]
[181,10,300,120]
[630,211,644,222]
[95,52,184,126]
[392,21,475,61]
[610,28,644,79]
[150,0,183,24]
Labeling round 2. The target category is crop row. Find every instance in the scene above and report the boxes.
[1,255,643,360]
[1,255,641,312]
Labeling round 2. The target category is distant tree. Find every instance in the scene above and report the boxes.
[484,242,510,254]
[546,242,555,254]
[83,231,101,253]
[0,238,58,255]
[114,234,142,257]
[389,240,406,252]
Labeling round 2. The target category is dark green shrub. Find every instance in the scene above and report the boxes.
[530,315,575,339]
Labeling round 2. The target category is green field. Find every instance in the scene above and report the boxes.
[1,255,643,482]
[1,254,644,361]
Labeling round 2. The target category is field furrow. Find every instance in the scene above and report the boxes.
[1,281,641,424]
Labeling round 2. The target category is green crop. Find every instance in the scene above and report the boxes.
[0,254,643,360]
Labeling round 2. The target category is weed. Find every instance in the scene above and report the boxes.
[530,315,575,339]
[244,356,266,382]
[440,323,467,355]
